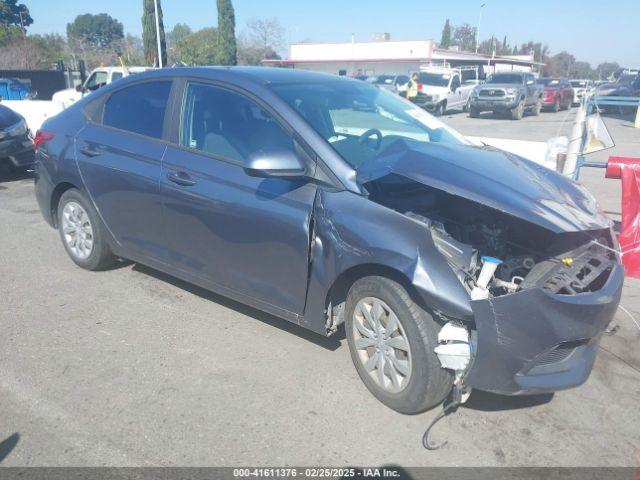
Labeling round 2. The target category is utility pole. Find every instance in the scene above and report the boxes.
[153,0,163,68]
[475,3,485,54]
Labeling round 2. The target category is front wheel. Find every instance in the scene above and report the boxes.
[531,99,542,116]
[434,101,446,117]
[57,188,116,271]
[345,276,453,414]
[510,100,524,120]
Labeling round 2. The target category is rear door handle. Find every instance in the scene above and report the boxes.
[167,171,197,187]
[79,147,101,158]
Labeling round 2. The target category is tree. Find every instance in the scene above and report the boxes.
[452,23,476,52]
[0,0,32,28]
[167,23,191,48]
[122,34,145,65]
[0,24,22,46]
[439,19,451,48]
[517,41,549,63]
[595,62,620,81]
[543,51,575,77]
[499,36,509,55]
[216,0,237,65]
[245,17,285,60]
[67,13,124,49]
[32,33,67,66]
[237,34,280,65]
[569,61,594,79]
[0,37,45,69]
[477,36,496,55]
[174,27,218,65]
[142,0,167,67]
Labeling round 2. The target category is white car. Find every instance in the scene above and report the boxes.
[52,66,153,109]
[569,79,593,106]
[411,67,478,115]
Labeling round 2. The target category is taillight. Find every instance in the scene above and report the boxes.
[418,83,423,90]
[34,130,54,151]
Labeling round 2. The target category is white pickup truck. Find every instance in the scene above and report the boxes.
[52,66,152,109]
[410,66,478,116]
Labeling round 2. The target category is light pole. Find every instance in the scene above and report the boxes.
[475,3,485,54]
[153,0,163,68]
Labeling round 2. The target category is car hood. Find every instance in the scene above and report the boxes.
[0,104,21,129]
[422,85,449,94]
[356,140,610,233]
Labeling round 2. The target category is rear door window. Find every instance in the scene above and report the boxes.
[102,81,172,139]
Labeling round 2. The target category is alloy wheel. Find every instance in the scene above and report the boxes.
[61,201,94,260]
[352,297,413,393]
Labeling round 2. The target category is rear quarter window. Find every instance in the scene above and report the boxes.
[102,81,172,139]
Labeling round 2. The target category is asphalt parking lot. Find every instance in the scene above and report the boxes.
[1,108,639,467]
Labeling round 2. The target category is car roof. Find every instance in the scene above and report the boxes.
[122,66,356,86]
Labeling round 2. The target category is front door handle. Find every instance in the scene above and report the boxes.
[79,147,101,158]
[167,171,197,187]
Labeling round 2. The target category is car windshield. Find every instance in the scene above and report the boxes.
[537,78,561,87]
[270,79,469,171]
[486,74,523,84]
[417,72,451,87]
[570,80,587,88]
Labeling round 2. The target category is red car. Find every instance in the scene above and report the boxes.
[537,77,574,112]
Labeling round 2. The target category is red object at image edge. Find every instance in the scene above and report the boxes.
[606,157,640,279]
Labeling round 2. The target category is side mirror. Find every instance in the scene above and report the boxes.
[75,84,85,93]
[243,148,307,179]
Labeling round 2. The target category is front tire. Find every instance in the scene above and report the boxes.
[345,276,453,414]
[510,100,524,120]
[531,99,542,116]
[57,188,116,271]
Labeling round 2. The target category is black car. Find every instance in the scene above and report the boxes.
[0,103,34,170]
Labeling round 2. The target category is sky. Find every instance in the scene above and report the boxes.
[25,0,639,67]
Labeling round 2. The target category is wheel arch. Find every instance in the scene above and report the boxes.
[50,181,80,228]
[325,263,429,330]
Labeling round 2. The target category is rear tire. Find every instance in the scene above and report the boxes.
[434,101,446,117]
[57,188,116,271]
[345,276,453,414]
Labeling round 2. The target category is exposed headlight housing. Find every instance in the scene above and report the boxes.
[505,88,518,95]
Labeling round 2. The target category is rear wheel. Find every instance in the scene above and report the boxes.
[345,276,453,414]
[434,101,446,117]
[57,189,116,271]
[510,100,524,120]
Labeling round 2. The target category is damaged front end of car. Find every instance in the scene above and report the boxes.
[358,141,624,396]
